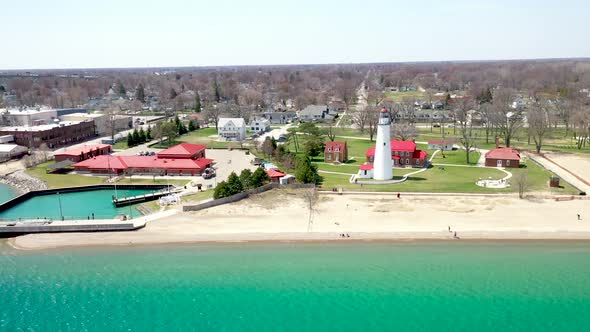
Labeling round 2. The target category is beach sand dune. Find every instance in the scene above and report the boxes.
[12,189,590,250]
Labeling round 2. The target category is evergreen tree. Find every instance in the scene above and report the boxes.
[127,133,135,147]
[213,181,229,199]
[239,169,253,189]
[194,93,202,112]
[139,127,147,143]
[213,79,221,102]
[132,128,140,144]
[169,88,178,99]
[250,167,270,188]
[303,136,324,157]
[226,172,244,195]
[146,126,152,140]
[135,84,145,103]
[116,80,126,96]
[295,155,319,184]
[188,120,196,131]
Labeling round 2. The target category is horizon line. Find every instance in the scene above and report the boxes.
[2,56,589,72]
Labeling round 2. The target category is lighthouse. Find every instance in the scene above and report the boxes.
[373,108,393,180]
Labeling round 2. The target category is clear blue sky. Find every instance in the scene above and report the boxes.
[2,0,589,69]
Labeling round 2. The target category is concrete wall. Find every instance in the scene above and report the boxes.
[183,183,315,212]
[0,222,141,234]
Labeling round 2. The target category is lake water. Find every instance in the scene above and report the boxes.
[0,183,16,204]
[1,242,589,331]
[0,188,156,220]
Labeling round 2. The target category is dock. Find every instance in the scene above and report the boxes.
[112,188,183,207]
[0,218,146,234]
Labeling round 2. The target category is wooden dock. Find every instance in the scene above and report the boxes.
[112,188,182,207]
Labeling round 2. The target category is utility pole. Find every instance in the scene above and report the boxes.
[57,192,64,221]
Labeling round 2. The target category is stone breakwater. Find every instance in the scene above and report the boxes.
[0,170,48,194]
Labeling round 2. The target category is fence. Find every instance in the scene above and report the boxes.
[183,183,315,212]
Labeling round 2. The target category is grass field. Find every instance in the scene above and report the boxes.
[384,90,426,102]
[182,190,213,204]
[430,149,481,165]
[112,141,129,150]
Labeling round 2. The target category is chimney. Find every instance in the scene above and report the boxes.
[495,136,500,148]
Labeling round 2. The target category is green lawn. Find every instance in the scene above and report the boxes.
[384,90,426,102]
[182,190,214,204]
[26,162,105,189]
[430,149,481,165]
[112,141,129,150]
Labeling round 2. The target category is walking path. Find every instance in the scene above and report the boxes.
[527,152,590,193]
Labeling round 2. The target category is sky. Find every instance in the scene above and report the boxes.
[1,0,589,69]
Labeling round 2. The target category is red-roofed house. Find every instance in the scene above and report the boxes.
[358,163,374,179]
[55,144,112,162]
[485,148,520,168]
[157,143,206,159]
[266,169,286,183]
[366,140,427,167]
[427,139,455,151]
[324,141,348,163]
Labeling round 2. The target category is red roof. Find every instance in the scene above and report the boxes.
[366,140,418,157]
[55,144,111,157]
[324,141,346,153]
[412,150,428,159]
[157,143,206,158]
[485,148,520,160]
[359,164,373,170]
[266,169,286,178]
[73,155,213,171]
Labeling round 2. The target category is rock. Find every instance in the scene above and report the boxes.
[0,170,48,195]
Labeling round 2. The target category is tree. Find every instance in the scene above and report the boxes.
[261,136,276,158]
[250,167,270,187]
[455,98,478,164]
[213,181,229,199]
[492,88,523,147]
[515,170,529,199]
[366,106,380,141]
[169,88,178,100]
[391,123,417,141]
[194,93,202,112]
[476,87,493,104]
[352,106,369,133]
[135,84,145,103]
[302,187,319,232]
[239,169,253,189]
[303,136,324,157]
[295,155,319,184]
[127,133,135,147]
[212,78,222,102]
[160,121,178,146]
[204,104,223,129]
[527,101,551,153]
[226,172,244,194]
[116,81,126,96]
[139,127,147,143]
[146,125,152,140]
[188,120,196,131]
[325,124,336,142]
[132,128,140,145]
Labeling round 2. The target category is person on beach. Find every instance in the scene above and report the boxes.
[578,214,582,220]
[397,193,401,199]
[448,226,451,232]
[92,213,95,220]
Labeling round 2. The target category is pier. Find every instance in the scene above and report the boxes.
[112,188,182,207]
[0,218,146,234]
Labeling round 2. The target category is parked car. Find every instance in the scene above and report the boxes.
[202,168,216,179]
[251,157,264,166]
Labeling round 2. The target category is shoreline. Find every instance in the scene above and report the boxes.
[9,230,590,251]
[8,191,590,251]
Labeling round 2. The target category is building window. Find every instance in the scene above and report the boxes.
[416,159,420,165]
[506,160,510,166]
[406,159,409,165]
[326,154,331,160]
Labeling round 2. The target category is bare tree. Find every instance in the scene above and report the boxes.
[455,99,478,164]
[391,123,417,141]
[527,100,551,153]
[515,170,529,199]
[492,88,523,147]
[352,105,369,133]
[325,124,336,142]
[333,79,357,108]
[572,106,590,150]
[302,187,319,232]
[366,106,380,141]
[203,103,224,129]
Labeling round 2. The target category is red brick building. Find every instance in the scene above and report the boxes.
[366,140,427,167]
[54,144,112,162]
[485,148,520,168]
[0,121,96,148]
[324,141,348,163]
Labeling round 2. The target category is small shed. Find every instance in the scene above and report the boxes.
[358,163,374,179]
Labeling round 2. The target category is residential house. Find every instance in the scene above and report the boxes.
[299,105,333,123]
[249,118,270,133]
[262,111,297,124]
[324,141,348,163]
[366,140,428,167]
[485,148,520,168]
[218,118,246,141]
[427,139,455,151]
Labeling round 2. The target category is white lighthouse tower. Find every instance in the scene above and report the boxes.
[373,108,393,180]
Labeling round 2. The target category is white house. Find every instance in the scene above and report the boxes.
[249,118,270,133]
[427,139,455,151]
[218,118,246,141]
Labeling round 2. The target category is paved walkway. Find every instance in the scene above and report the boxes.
[527,152,590,193]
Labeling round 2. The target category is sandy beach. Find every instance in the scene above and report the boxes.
[11,189,590,249]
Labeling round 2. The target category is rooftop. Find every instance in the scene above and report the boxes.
[55,143,111,157]
[485,147,520,160]
[157,143,207,158]
[0,121,83,132]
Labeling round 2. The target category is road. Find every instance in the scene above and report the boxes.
[256,123,293,143]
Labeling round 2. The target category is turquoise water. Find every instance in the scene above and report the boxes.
[1,242,590,331]
[0,183,16,204]
[0,188,156,220]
